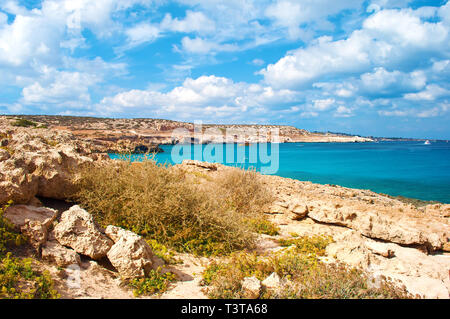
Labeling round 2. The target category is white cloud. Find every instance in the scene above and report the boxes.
[252,58,265,66]
[313,98,335,111]
[265,0,364,39]
[261,6,450,89]
[360,67,426,96]
[378,103,449,118]
[161,11,215,34]
[0,12,7,25]
[21,68,98,105]
[124,22,160,48]
[313,82,356,98]
[96,75,299,120]
[180,37,238,54]
[334,105,354,117]
[0,0,154,66]
[404,84,450,101]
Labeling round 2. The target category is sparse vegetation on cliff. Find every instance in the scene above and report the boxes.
[71,159,274,256]
[202,236,412,299]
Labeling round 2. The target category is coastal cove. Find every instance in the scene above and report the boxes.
[109,141,450,204]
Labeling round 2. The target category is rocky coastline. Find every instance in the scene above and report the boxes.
[0,116,448,299]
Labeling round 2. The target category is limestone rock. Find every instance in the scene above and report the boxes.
[365,241,395,258]
[261,272,283,290]
[105,225,154,279]
[425,204,450,218]
[306,201,449,252]
[21,219,51,250]
[288,201,308,220]
[54,205,113,260]
[241,276,261,299]
[264,202,288,214]
[26,196,43,207]
[3,205,58,230]
[326,230,371,268]
[0,126,96,205]
[42,241,81,267]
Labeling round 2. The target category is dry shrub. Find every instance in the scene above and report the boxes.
[214,167,274,216]
[71,159,273,256]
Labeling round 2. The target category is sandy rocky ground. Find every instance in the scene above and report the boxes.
[0,116,449,299]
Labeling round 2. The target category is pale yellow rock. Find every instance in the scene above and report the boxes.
[21,219,51,250]
[182,159,218,171]
[241,276,261,299]
[42,241,81,267]
[261,272,283,290]
[365,241,395,258]
[54,205,113,260]
[4,205,57,230]
[105,225,154,279]
[0,125,97,205]
[326,230,371,268]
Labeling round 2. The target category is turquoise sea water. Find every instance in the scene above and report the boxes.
[109,141,450,203]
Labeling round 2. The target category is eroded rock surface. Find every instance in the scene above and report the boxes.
[3,205,58,229]
[42,241,81,267]
[54,205,113,260]
[105,225,154,279]
[0,120,102,205]
[4,205,58,250]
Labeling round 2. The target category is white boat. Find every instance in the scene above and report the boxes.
[424,140,431,145]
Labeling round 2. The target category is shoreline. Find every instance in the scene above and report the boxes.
[1,120,449,299]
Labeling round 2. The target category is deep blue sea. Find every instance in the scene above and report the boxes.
[109,141,450,203]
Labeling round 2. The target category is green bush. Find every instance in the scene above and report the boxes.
[11,119,37,128]
[244,218,279,236]
[129,267,176,297]
[277,235,334,256]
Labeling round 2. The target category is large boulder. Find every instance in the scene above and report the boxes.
[105,225,154,279]
[54,205,113,260]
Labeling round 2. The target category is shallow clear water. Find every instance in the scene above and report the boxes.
[109,141,450,203]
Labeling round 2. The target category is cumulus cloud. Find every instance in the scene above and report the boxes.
[1,0,450,137]
[22,70,96,105]
[96,75,299,120]
[359,67,426,97]
[261,7,450,89]
[265,0,364,39]
[404,84,450,101]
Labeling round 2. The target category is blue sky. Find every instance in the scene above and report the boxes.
[0,0,449,139]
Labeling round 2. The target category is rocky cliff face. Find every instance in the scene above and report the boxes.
[0,119,107,205]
